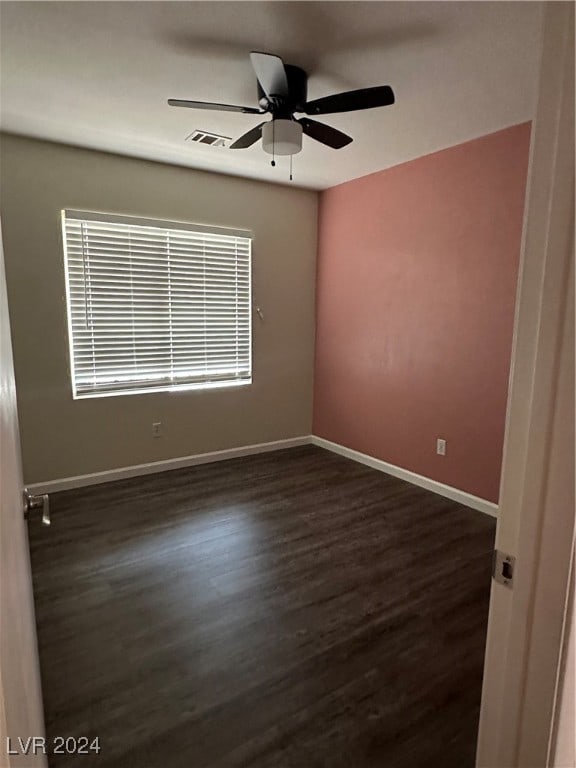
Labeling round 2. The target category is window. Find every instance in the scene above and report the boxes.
[62,210,252,398]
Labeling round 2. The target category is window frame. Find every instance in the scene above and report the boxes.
[61,209,253,400]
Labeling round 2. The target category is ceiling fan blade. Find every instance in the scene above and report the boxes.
[229,122,266,149]
[302,85,395,116]
[299,118,353,149]
[168,99,263,115]
[249,52,289,100]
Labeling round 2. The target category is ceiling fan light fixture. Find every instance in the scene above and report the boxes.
[262,119,302,156]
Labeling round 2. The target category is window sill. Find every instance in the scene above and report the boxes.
[72,379,252,400]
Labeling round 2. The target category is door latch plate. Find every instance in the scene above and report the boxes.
[493,549,515,588]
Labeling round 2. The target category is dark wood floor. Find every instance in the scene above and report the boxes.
[29,446,495,768]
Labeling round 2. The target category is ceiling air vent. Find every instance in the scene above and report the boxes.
[185,130,231,148]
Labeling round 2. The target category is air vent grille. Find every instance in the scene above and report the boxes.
[185,130,231,148]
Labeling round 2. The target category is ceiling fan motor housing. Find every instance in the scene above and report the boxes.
[257,64,308,114]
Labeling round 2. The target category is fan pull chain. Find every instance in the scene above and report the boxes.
[271,120,276,167]
[290,154,293,182]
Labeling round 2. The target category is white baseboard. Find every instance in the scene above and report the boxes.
[28,434,499,518]
[311,436,498,518]
[27,436,311,494]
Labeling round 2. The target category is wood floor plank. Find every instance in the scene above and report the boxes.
[28,446,495,768]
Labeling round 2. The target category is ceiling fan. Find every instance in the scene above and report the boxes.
[168,52,395,158]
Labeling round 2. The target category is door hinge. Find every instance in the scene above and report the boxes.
[492,549,515,588]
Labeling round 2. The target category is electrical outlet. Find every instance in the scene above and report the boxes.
[152,422,162,438]
[437,438,446,456]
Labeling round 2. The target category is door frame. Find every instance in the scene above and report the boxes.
[0,219,47,766]
[476,3,575,766]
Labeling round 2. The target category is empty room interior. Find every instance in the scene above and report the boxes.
[0,2,574,768]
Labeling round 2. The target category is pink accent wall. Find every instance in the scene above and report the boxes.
[313,123,531,503]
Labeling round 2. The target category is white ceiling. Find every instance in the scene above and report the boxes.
[0,1,543,190]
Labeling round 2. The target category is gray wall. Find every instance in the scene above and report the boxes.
[0,135,318,483]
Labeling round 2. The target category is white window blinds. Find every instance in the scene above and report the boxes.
[62,210,252,398]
